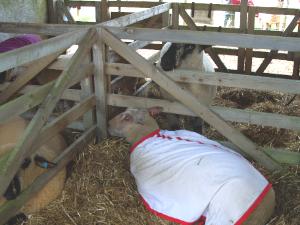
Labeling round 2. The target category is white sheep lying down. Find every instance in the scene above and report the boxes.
[0,117,66,224]
[108,107,275,225]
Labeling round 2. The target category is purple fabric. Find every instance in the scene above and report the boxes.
[0,34,41,53]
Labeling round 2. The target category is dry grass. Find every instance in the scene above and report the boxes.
[24,87,300,225]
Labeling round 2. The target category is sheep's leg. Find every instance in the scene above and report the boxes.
[163,114,181,130]
[186,116,204,134]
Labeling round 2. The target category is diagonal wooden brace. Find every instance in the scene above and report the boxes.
[256,14,300,74]
[101,27,281,172]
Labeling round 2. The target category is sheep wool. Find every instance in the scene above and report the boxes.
[130,129,271,225]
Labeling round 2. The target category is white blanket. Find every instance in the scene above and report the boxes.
[130,130,271,225]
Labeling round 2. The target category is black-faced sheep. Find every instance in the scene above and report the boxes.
[0,117,66,225]
[108,107,275,225]
[138,42,216,132]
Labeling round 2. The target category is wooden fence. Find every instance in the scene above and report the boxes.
[0,0,299,223]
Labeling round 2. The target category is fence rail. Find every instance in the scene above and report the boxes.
[0,1,299,224]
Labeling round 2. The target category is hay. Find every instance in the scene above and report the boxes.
[24,88,299,225]
[26,136,299,225]
[27,138,175,225]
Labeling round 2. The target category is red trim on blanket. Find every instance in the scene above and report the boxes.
[141,196,206,225]
[130,129,160,153]
[235,183,273,225]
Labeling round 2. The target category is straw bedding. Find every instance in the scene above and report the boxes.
[26,88,299,225]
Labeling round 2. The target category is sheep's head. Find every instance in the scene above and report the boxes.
[159,42,211,71]
[108,107,162,140]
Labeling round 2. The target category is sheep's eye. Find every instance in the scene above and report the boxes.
[124,115,131,121]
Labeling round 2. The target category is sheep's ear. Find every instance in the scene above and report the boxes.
[148,107,163,117]
[3,176,21,200]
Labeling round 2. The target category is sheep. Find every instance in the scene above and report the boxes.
[108,107,276,225]
[0,35,42,83]
[0,116,66,224]
[138,42,216,133]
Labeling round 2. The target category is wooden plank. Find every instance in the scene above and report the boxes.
[47,0,59,24]
[0,22,89,36]
[0,29,87,73]
[108,94,300,132]
[178,6,227,71]
[101,28,280,171]
[245,7,255,74]
[214,47,291,60]
[80,53,95,130]
[101,0,110,22]
[172,3,179,29]
[237,0,248,73]
[0,82,81,102]
[293,53,300,79]
[0,125,96,225]
[162,11,169,28]
[49,47,293,71]
[0,3,171,73]
[106,63,300,94]
[56,0,65,24]
[292,22,300,79]
[252,6,300,16]
[100,3,171,28]
[220,141,300,165]
[256,14,300,74]
[0,29,97,196]
[80,77,95,130]
[107,27,300,52]
[180,3,240,12]
[178,25,299,37]
[59,1,75,23]
[0,64,92,123]
[109,1,160,8]
[33,95,96,150]
[1,22,297,37]
[93,32,108,141]
[95,1,101,23]
[0,52,62,104]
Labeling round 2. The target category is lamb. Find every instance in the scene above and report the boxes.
[0,117,66,225]
[138,42,216,132]
[108,107,276,225]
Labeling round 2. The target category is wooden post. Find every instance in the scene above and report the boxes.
[237,0,248,73]
[93,30,108,141]
[245,7,255,74]
[95,1,101,23]
[101,28,281,171]
[101,0,110,22]
[292,23,300,79]
[256,14,300,75]
[0,29,97,196]
[162,10,169,28]
[47,0,59,23]
[56,0,65,24]
[80,53,95,130]
[172,3,179,29]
